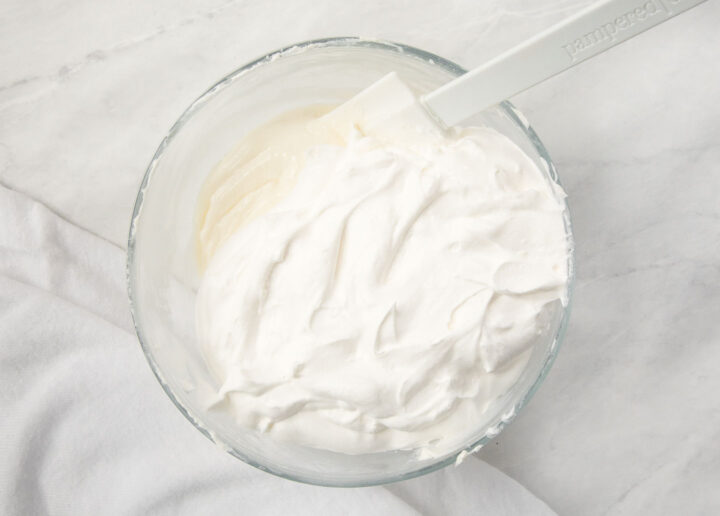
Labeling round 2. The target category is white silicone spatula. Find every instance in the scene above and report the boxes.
[324,0,707,131]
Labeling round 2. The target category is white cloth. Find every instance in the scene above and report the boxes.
[0,183,556,515]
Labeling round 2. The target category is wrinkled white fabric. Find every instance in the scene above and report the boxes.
[0,183,556,515]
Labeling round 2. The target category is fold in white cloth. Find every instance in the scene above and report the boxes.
[0,183,555,515]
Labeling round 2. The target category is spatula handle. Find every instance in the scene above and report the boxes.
[423,0,708,126]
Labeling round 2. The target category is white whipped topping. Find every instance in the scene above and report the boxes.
[195,87,569,457]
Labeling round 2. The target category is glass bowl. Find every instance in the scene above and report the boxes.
[127,37,574,487]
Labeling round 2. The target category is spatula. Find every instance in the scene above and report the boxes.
[321,0,707,135]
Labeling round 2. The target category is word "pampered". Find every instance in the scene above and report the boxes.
[562,0,678,61]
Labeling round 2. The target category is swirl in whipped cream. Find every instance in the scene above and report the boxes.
[195,95,568,457]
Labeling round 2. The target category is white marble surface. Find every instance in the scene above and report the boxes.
[1,0,718,513]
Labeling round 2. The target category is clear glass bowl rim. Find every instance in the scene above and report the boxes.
[127,36,575,487]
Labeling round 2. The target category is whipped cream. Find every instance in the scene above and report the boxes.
[195,83,569,457]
